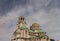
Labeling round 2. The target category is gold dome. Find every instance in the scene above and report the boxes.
[32,23,40,27]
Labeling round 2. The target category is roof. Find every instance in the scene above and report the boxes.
[20,24,28,29]
[29,29,45,33]
[29,30,34,33]
[39,29,45,32]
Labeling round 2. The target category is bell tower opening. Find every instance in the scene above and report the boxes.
[19,16,25,21]
[17,16,26,28]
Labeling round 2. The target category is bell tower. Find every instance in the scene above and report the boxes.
[17,16,26,28]
[11,16,27,41]
[18,16,26,23]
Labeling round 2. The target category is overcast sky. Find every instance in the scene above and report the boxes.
[0,0,60,41]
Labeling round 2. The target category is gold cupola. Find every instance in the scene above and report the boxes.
[32,23,40,27]
[30,23,40,30]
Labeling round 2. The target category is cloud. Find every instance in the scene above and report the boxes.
[0,0,27,16]
[0,0,60,16]
[0,0,60,41]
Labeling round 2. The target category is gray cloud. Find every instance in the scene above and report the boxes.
[0,0,27,16]
[0,0,60,16]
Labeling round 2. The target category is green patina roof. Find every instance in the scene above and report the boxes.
[20,24,28,29]
[20,24,45,32]
[29,30,34,32]
[39,29,45,32]
[29,29,45,33]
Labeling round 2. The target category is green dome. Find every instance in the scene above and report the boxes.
[20,24,28,29]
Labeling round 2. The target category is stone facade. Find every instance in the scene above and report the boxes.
[11,16,50,41]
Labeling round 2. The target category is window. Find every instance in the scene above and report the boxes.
[25,30,27,34]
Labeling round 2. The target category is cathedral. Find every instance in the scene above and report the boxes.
[11,16,50,41]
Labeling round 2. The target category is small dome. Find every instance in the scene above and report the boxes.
[32,23,40,27]
[20,24,28,29]
[30,23,40,30]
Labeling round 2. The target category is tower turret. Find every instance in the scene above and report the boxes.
[18,16,26,24]
[17,16,26,29]
[11,16,28,41]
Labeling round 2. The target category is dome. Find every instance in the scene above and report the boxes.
[20,24,28,29]
[30,23,40,30]
[32,23,40,27]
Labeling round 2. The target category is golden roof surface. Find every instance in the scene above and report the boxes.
[32,23,40,27]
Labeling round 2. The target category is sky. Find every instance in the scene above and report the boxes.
[0,0,60,41]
